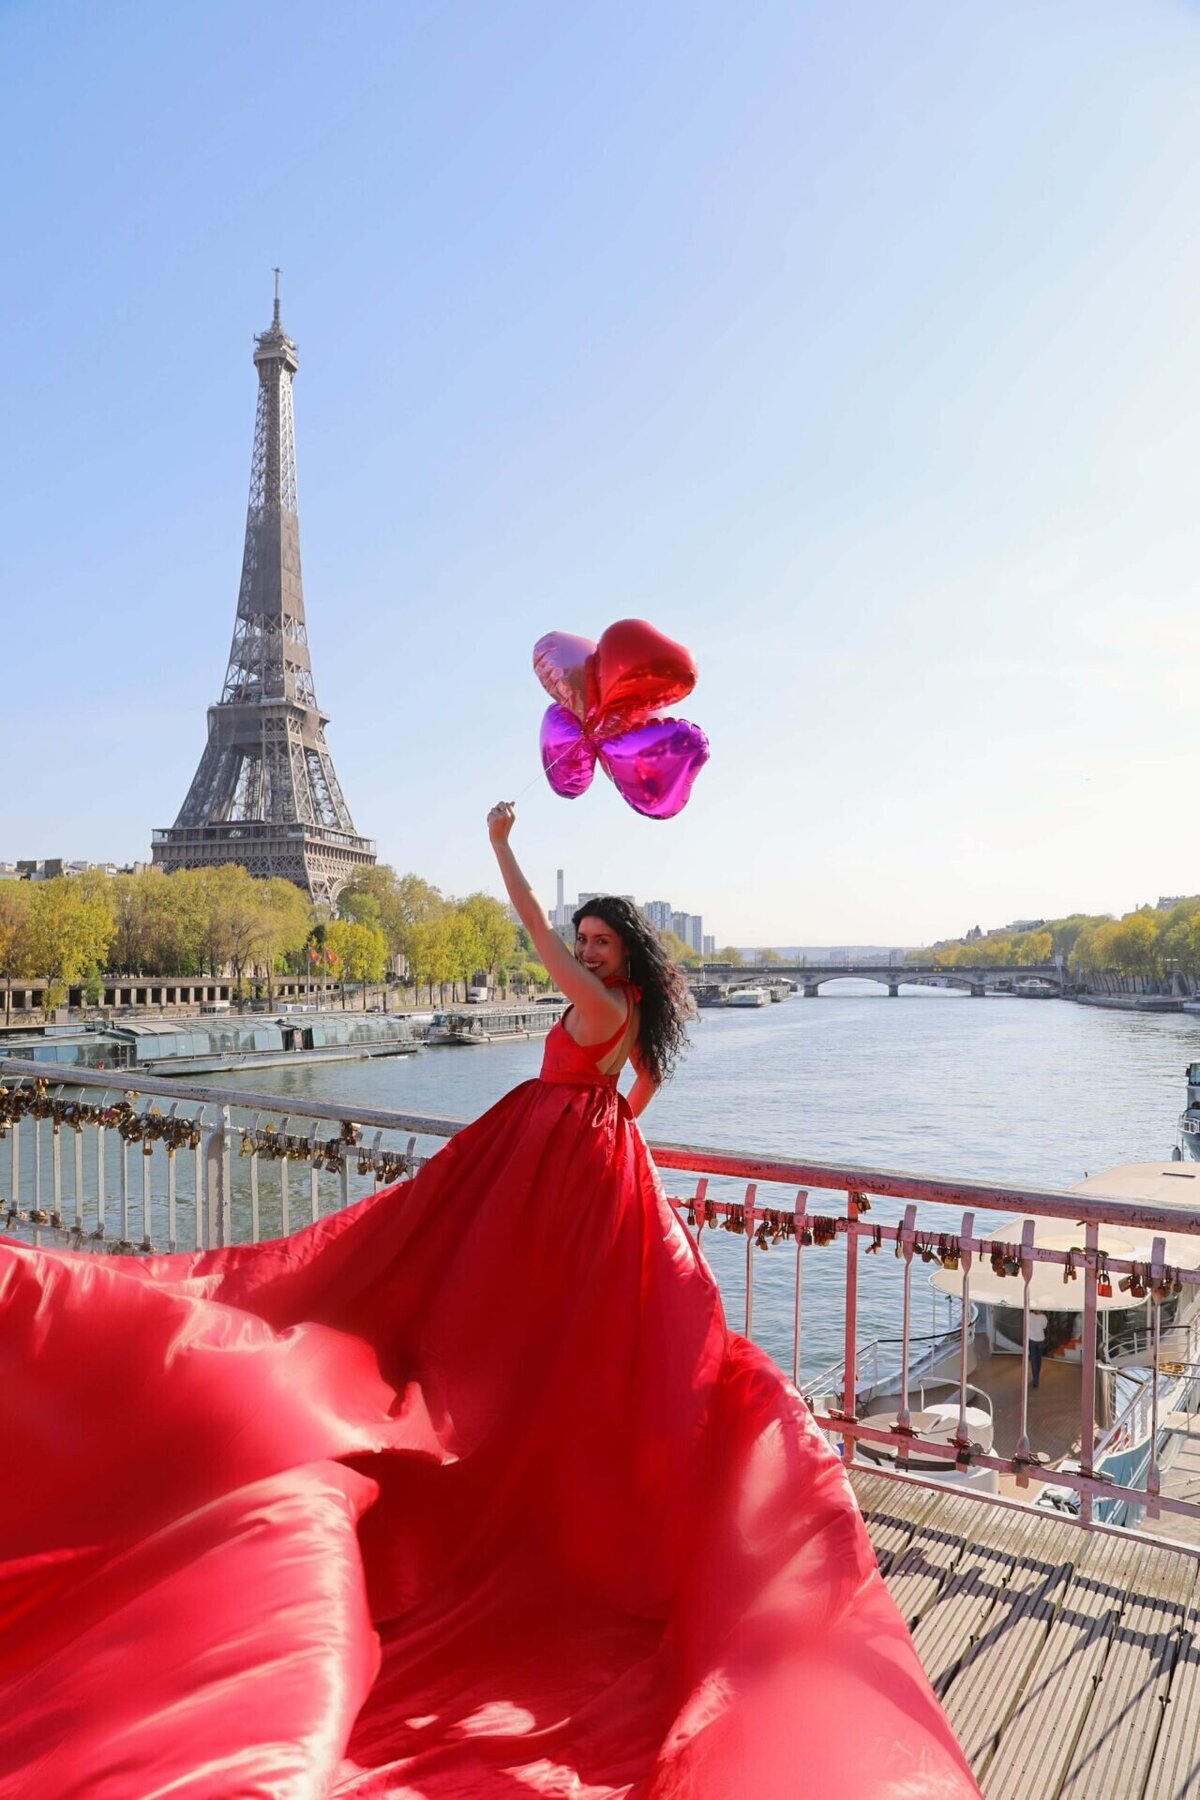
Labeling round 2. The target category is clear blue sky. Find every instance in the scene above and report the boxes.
[4,0,1200,945]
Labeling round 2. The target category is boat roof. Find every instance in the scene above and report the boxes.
[1070,1162,1200,1209]
[931,1162,1200,1310]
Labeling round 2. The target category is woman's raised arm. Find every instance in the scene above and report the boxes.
[486,804,624,1036]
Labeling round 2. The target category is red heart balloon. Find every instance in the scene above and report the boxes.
[590,620,697,737]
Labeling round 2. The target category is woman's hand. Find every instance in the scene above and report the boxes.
[487,802,516,848]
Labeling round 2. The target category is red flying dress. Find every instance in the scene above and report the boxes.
[0,984,979,1798]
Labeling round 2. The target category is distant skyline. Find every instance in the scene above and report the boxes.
[5,2,1200,941]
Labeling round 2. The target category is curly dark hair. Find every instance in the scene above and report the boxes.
[571,897,691,1086]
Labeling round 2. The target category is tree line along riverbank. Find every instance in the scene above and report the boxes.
[916,901,1200,989]
[0,861,736,1013]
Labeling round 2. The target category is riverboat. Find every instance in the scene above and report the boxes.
[1178,1060,1200,1161]
[427,1003,559,1045]
[727,986,770,1008]
[0,1013,421,1077]
[814,1161,1200,1524]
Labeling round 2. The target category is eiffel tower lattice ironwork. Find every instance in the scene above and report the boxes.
[153,279,375,906]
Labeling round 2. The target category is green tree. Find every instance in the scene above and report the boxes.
[445,906,486,1000]
[257,879,316,1000]
[1109,909,1163,980]
[108,874,154,973]
[339,888,383,931]
[198,866,269,1000]
[459,893,518,989]
[715,945,744,966]
[25,875,115,986]
[1071,918,1123,975]
[0,883,33,978]
[327,920,388,1006]
[407,915,454,1003]
[1159,901,1200,979]
[341,868,448,978]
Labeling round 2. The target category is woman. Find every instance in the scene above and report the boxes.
[486,798,686,1120]
[0,810,979,1799]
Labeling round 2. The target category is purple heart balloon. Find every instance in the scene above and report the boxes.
[539,704,596,798]
[598,717,710,819]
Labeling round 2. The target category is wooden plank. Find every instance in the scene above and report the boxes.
[1143,1603,1200,1800]
[941,1518,1079,1774]
[876,1491,983,1630]
[1057,1565,1190,1800]
[912,1504,1046,1694]
[981,1529,1148,1800]
[850,1472,944,1575]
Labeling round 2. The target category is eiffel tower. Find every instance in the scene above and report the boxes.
[153,278,375,906]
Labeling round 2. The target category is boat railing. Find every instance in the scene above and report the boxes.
[1093,1314,1200,1461]
[804,1311,977,1412]
[5,1055,1200,1537]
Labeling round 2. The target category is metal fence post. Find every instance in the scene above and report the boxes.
[843,1191,862,1462]
[204,1107,232,1248]
[1079,1220,1100,1527]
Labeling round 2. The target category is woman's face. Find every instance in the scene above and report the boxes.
[575,915,626,983]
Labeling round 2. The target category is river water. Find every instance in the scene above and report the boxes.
[201,985,1200,1378]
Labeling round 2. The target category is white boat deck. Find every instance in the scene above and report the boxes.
[1147,1414,1200,1550]
[851,1469,1200,1798]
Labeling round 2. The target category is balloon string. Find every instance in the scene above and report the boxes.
[507,740,581,805]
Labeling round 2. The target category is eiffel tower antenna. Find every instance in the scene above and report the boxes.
[152,284,376,906]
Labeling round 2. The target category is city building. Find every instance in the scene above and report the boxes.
[1,859,146,881]
[152,280,375,905]
[541,886,714,954]
[671,912,704,954]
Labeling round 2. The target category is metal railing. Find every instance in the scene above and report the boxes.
[4,1056,1200,1539]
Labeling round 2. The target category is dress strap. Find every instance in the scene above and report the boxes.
[595,985,639,1077]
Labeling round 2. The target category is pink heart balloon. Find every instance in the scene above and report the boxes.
[597,717,710,819]
[533,633,598,725]
[539,704,596,798]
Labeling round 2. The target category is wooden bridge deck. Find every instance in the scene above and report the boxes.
[850,1470,1200,1799]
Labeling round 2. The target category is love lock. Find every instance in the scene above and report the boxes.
[1098,1253,1113,1299]
[1129,1263,1148,1300]
[1062,1250,1078,1284]
[1003,1253,1022,1277]
[865,1225,883,1255]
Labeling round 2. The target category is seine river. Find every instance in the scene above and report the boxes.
[205,984,1200,1379]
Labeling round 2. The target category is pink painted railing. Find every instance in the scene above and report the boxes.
[3,1057,1199,1536]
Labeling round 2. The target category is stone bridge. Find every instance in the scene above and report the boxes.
[689,963,1062,999]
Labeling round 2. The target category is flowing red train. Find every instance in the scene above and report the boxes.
[0,1013,980,1797]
